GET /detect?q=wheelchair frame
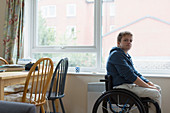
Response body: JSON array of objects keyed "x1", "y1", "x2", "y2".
[{"x1": 92, "y1": 75, "x2": 161, "y2": 113}]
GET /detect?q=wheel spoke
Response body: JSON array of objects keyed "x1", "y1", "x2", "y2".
[{"x1": 92, "y1": 89, "x2": 145, "y2": 113}]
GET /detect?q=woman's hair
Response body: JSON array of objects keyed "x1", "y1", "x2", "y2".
[{"x1": 117, "y1": 31, "x2": 133, "y2": 42}]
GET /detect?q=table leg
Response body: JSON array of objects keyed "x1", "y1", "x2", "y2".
[
  {"x1": 0, "y1": 80, "x2": 4, "y2": 100},
  {"x1": 55, "y1": 100, "x2": 59, "y2": 112}
]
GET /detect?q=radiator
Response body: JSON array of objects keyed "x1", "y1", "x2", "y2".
[{"x1": 87, "y1": 82, "x2": 105, "y2": 113}]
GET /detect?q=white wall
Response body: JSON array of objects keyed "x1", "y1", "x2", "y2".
[
  {"x1": 0, "y1": 0, "x2": 6, "y2": 57},
  {"x1": 63, "y1": 73, "x2": 170, "y2": 113},
  {"x1": 63, "y1": 74, "x2": 103, "y2": 113}
]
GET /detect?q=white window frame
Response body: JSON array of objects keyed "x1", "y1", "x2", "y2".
[
  {"x1": 66, "y1": 4, "x2": 76, "y2": 17},
  {"x1": 25, "y1": 0, "x2": 103, "y2": 72}
]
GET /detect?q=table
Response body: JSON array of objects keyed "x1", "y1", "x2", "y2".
[
  {"x1": 0, "y1": 71, "x2": 29, "y2": 100},
  {"x1": 0, "y1": 71, "x2": 59, "y2": 112}
]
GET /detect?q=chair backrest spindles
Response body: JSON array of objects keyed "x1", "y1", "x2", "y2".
[
  {"x1": 22, "y1": 58, "x2": 53, "y2": 106},
  {"x1": 48, "y1": 58, "x2": 68, "y2": 99}
]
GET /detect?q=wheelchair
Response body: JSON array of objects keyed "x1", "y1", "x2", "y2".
[{"x1": 92, "y1": 75, "x2": 161, "y2": 113}]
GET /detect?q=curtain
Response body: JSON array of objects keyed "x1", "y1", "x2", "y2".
[{"x1": 3, "y1": 0, "x2": 25, "y2": 64}]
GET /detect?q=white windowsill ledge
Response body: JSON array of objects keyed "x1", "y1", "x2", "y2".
[{"x1": 68, "y1": 72, "x2": 170, "y2": 78}]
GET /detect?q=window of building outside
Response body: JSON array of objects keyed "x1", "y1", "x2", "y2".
[
  {"x1": 109, "y1": 25, "x2": 115, "y2": 32},
  {"x1": 109, "y1": 3, "x2": 115, "y2": 17},
  {"x1": 41, "y1": 5, "x2": 56, "y2": 18},
  {"x1": 66, "y1": 26, "x2": 77, "y2": 39},
  {"x1": 25, "y1": 0, "x2": 170, "y2": 74},
  {"x1": 66, "y1": 4, "x2": 76, "y2": 17}
]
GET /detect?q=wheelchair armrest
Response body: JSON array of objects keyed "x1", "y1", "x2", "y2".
[
  {"x1": 100, "y1": 79, "x2": 108, "y2": 82},
  {"x1": 100, "y1": 75, "x2": 113, "y2": 91}
]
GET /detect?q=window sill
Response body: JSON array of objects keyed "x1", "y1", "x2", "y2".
[
  {"x1": 67, "y1": 72, "x2": 170, "y2": 78},
  {"x1": 143, "y1": 74, "x2": 170, "y2": 78},
  {"x1": 68, "y1": 72, "x2": 105, "y2": 76}
]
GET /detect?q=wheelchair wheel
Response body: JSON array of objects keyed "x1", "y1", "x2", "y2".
[{"x1": 92, "y1": 89, "x2": 146, "y2": 113}]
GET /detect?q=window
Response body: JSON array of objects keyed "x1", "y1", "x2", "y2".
[
  {"x1": 66, "y1": 26, "x2": 76, "y2": 39},
  {"x1": 66, "y1": 4, "x2": 76, "y2": 17},
  {"x1": 40, "y1": 6, "x2": 47, "y2": 18},
  {"x1": 48, "y1": 6, "x2": 56, "y2": 17},
  {"x1": 109, "y1": 25, "x2": 115, "y2": 32},
  {"x1": 25, "y1": 0, "x2": 96, "y2": 72},
  {"x1": 110, "y1": 3, "x2": 115, "y2": 16},
  {"x1": 40, "y1": 5, "x2": 56, "y2": 18},
  {"x1": 102, "y1": 0, "x2": 170, "y2": 74},
  {"x1": 25, "y1": 0, "x2": 170, "y2": 74}
]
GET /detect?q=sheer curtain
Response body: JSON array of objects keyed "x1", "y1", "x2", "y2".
[{"x1": 3, "y1": 0, "x2": 25, "y2": 64}]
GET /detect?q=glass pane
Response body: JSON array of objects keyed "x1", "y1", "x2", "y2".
[
  {"x1": 102, "y1": 0, "x2": 170, "y2": 73},
  {"x1": 32, "y1": 53, "x2": 96, "y2": 67},
  {"x1": 102, "y1": 0, "x2": 115, "y2": 68},
  {"x1": 37, "y1": 0, "x2": 94, "y2": 46}
]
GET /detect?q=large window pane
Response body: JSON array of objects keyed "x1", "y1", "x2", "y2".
[
  {"x1": 37, "y1": 0, "x2": 94, "y2": 46},
  {"x1": 102, "y1": 0, "x2": 170, "y2": 73},
  {"x1": 32, "y1": 53, "x2": 96, "y2": 67}
]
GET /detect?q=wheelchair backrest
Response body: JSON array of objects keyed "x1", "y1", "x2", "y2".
[{"x1": 105, "y1": 75, "x2": 113, "y2": 91}]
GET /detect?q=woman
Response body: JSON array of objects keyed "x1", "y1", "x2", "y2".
[{"x1": 106, "y1": 31, "x2": 161, "y2": 113}]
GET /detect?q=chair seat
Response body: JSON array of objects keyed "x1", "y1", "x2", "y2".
[
  {"x1": 47, "y1": 92, "x2": 65, "y2": 100},
  {"x1": 4, "y1": 92, "x2": 32, "y2": 102},
  {"x1": 3, "y1": 58, "x2": 54, "y2": 113},
  {"x1": 4, "y1": 84, "x2": 31, "y2": 94},
  {"x1": 4, "y1": 92, "x2": 44, "y2": 103}
]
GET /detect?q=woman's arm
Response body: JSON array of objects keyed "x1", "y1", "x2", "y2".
[{"x1": 134, "y1": 76, "x2": 158, "y2": 90}]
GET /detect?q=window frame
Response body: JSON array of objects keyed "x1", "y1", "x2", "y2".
[
  {"x1": 26, "y1": 0, "x2": 103, "y2": 72},
  {"x1": 25, "y1": 0, "x2": 170, "y2": 74}
]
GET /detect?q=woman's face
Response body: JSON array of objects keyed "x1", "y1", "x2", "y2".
[{"x1": 118, "y1": 35, "x2": 133, "y2": 52}]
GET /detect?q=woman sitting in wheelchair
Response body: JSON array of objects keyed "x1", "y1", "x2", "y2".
[{"x1": 106, "y1": 31, "x2": 161, "y2": 113}]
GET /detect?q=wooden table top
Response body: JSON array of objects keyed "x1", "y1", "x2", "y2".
[{"x1": 0, "y1": 71, "x2": 29, "y2": 80}]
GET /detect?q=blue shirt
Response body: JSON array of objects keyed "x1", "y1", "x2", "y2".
[{"x1": 106, "y1": 47, "x2": 149, "y2": 86}]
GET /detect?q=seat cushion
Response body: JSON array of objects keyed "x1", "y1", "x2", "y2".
[
  {"x1": 4, "y1": 84, "x2": 31, "y2": 93},
  {"x1": 4, "y1": 92, "x2": 33, "y2": 102},
  {"x1": 4, "y1": 92, "x2": 45, "y2": 103}
]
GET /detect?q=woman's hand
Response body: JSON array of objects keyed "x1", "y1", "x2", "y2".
[
  {"x1": 134, "y1": 78, "x2": 160, "y2": 91},
  {"x1": 148, "y1": 82, "x2": 160, "y2": 91},
  {"x1": 147, "y1": 81, "x2": 154, "y2": 86}
]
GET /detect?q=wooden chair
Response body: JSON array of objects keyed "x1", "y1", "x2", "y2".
[
  {"x1": 0, "y1": 57, "x2": 24, "y2": 95},
  {"x1": 5, "y1": 58, "x2": 54, "y2": 113},
  {"x1": 47, "y1": 58, "x2": 68, "y2": 113},
  {"x1": 0, "y1": 57, "x2": 9, "y2": 65},
  {"x1": 0, "y1": 57, "x2": 17, "y2": 95}
]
